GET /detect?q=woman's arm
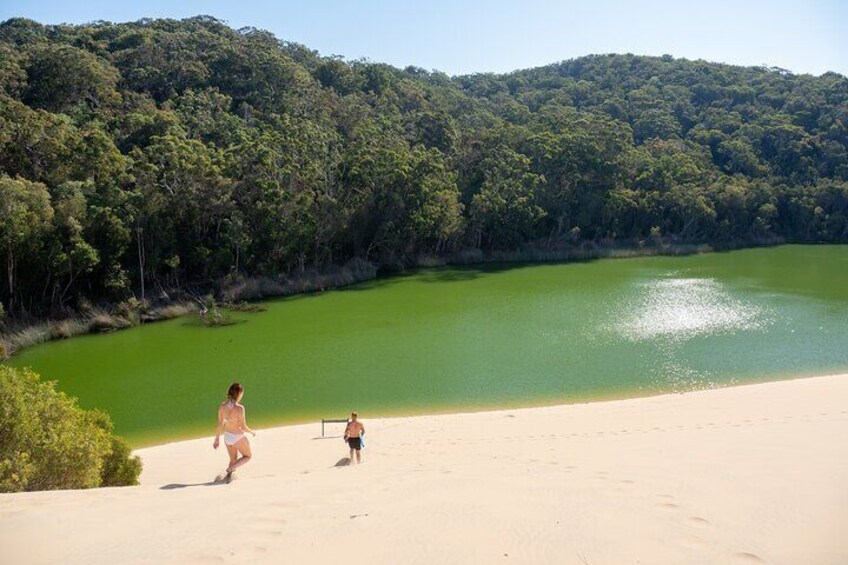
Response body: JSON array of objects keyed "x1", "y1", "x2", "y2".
[
  {"x1": 240, "y1": 406, "x2": 256, "y2": 436},
  {"x1": 213, "y1": 404, "x2": 224, "y2": 449}
]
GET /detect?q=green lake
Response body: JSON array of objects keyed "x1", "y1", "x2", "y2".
[{"x1": 7, "y1": 245, "x2": 848, "y2": 446}]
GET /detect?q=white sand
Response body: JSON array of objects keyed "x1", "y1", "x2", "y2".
[{"x1": 1, "y1": 374, "x2": 847, "y2": 565}]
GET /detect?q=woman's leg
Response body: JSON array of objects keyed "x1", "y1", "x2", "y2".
[
  {"x1": 225, "y1": 443, "x2": 239, "y2": 471},
  {"x1": 228, "y1": 437, "x2": 252, "y2": 472}
]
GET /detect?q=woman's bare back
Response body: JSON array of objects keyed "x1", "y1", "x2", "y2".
[{"x1": 220, "y1": 401, "x2": 245, "y2": 433}]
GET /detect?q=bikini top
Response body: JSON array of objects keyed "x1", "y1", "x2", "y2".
[{"x1": 222, "y1": 401, "x2": 238, "y2": 424}]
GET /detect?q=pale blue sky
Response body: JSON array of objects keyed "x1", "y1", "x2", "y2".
[{"x1": 1, "y1": 1, "x2": 845, "y2": 76}]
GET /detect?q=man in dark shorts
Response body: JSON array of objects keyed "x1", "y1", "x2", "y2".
[{"x1": 343, "y1": 412, "x2": 365, "y2": 464}]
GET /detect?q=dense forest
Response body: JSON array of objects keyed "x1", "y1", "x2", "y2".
[{"x1": 1, "y1": 16, "x2": 847, "y2": 320}]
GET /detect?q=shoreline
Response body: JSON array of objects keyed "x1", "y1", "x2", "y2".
[
  {"x1": 131, "y1": 369, "x2": 846, "y2": 454},
  {"x1": 2, "y1": 238, "x2": 787, "y2": 359},
  {"x1": 2, "y1": 373, "x2": 846, "y2": 564},
  {"x1": 126, "y1": 368, "x2": 848, "y2": 449}
]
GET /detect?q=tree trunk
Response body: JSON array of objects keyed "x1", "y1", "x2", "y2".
[
  {"x1": 6, "y1": 242, "x2": 14, "y2": 310},
  {"x1": 58, "y1": 256, "x2": 76, "y2": 308},
  {"x1": 136, "y1": 226, "x2": 146, "y2": 301}
]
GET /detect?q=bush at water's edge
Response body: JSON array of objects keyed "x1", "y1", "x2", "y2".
[
  {"x1": 0, "y1": 366, "x2": 142, "y2": 492},
  {"x1": 0, "y1": 302, "x2": 195, "y2": 359}
]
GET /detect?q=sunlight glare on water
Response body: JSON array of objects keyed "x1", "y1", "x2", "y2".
[{"x1": 613, "y1": 276, "x2": 772, "y2": 343}]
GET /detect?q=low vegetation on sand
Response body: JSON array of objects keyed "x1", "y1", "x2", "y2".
[{"x1": 0, "y1": 366, "x2": 142, "y2": 492}]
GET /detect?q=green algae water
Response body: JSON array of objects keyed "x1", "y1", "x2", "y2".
[{"x1": 7, "y1": 245, "x2": 848, "y2": 446}]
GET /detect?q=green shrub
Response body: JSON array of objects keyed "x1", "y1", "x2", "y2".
[
  {"x1": 115, "y1": 298, "x2": 141, "y2": 324},
  {"x1": 200, "y1": 294, "x2": 236, "y2": 327},
  {"x1": 0, "y1": 366, "x2": 142, "y2": 492},
  {"x1": 88, "y1": 409, "x2": 143, "y2": 487}
]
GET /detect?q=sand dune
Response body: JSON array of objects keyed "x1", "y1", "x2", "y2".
[{"x1": 2, "y1": 375, "x2": 847, "y2": 564}]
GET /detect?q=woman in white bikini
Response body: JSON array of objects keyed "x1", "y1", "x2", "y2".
[{"x1": 213, "y1": 382, "x2": 256, "y2": 482}]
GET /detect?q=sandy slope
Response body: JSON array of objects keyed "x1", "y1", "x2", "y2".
[{"x1": 1, "y1": 375, "x2": 847, "y2": 565}]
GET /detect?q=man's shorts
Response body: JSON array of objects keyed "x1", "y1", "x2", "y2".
[{"x1": 347, "y1": 437, "x2": 362, "y2": 450}]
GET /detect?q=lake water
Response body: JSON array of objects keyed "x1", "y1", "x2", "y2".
[{"x1": 8, "y1": 245, "x2": 848, "y2": 445}]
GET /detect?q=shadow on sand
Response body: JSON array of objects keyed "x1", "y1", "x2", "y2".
[
  {"x1": 334, "y1": 457, "x2": 351, "y2": 467},
  {"x1": 160, "y1": 477, "x2": 229, "y2": 490}
]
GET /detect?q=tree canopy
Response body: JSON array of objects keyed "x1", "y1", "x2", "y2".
[{"x1": 0, "y1": 16, "x2": 846, "y2": 316}]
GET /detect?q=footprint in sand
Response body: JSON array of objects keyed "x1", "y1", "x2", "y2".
[
  {"x1": 688, "y1": 516, "x2": 710, "y2": 527},
  {"x1": 620, "y1": 479, "x2": 634, "y2": 485},
  {"x1": 194, "y1": 555, "x2": 226, "y2": 563},
  {"x1": 679, "y1": 533, "x2": 707, "y2": 549},
  {"x1": 256, "y1": 520, "x2": 286, "y2": 541},
  {"x1": 732, "y1": 552, "x2": 764, "y2": 563},
  {"x1": 655, "y1": 494, "x2": 678, "y2": 507},
  {"x1": 191, "y1": 555, "x2": 225, "y2": 563}
]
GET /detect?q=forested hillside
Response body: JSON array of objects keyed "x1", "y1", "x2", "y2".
[{"x1": 1, "y1": 16, "x2": 846, "y2": 317}]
